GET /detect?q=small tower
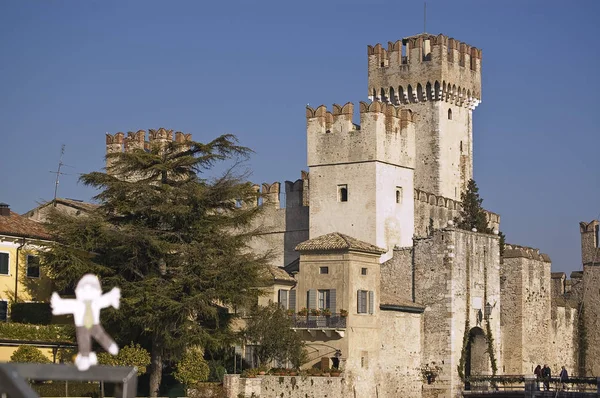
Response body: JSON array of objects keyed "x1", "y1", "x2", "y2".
[
  {"x1": 580, "y1": 220, "x2": 600, "y2": 266},
  {"x1": 306, "y1": 102, "x2": 415, "y2": 261},
  {"x1": 368, "y1": 33, "x2": 482, "y2": 200}
]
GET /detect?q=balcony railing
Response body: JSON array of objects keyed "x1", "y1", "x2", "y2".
[{"x1": 290, "y1": 314, "x2": 347, "y2": 329}]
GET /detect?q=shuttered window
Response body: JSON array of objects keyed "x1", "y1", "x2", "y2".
[
  {"x1": 307, "y1": 289, "x2": 317, "y2": 310},
  {"x1": 329, "y1": 289, "x2": 337, "y2": 314},
  {"x1": 0, "y1": 253, "x2": 8, "y2": 275},
  {"x1": 357, "y1": 290, "x2": 374, "y2": 314},
  {"x1": 289, "y1": 290, "x2": 296, "y2": 312},
  {"x1": 318, "y1": 290, "x2": 330, "y2": 310},
  {"x1": 278, "y1": 289, "x2": 289, "y2": 310}
]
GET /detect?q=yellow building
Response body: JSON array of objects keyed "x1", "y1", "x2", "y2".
[{"x1": 0, "y1": 202, "x2": 58, "y2": 361}]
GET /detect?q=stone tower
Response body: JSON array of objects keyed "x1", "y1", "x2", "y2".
[
  {"x1": 306, "y1": 102, "x2": 415, "y2": 261},
  {"x1": 581, "y1": 220, "x2": 600, "y2": 375},
  {"x1": 368, "y1": 33, "x2": 482, "y2": 201}
]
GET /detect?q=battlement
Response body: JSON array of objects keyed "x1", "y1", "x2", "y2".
[
  {"x1": 105, "y1": 128, "x2": 193, "y2": 154},
  {"x1": 306, "y1": 102, "x2": 415, "y2": 168},
  {"x1": 503, "y1": 243, "x2": 551, "y2": 262},
  {"x1": 368, "y1": 33, "x2": 482, "y2": 108},
  {"x1": 247, "y1": 172, "x2": 310, "y2": 209},
  {"x1": 580, "y1": 220, "x2": 599, "y2": 233}
]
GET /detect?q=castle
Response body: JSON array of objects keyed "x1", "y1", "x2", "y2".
[{"x1": 104, "y1": 33, "x2": 599, "y2": 398}]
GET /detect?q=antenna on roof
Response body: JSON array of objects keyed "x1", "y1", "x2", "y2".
[
  {"x1": 424, "y1": 1, "x2": 427, "y2": 34},
  {"x1": 49, "y1": 144, "x2": 74, "y2": 206}
]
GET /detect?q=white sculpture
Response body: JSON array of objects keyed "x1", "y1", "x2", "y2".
[{"x1": 51, "y1": 274, "x2": 121, "y2": 371}]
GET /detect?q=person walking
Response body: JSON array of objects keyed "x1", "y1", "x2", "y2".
[
  {"x1": 559, "y1": 366, "x2": 569, "y2": 391},
  {"x1": 534, "y1": 365, "x2": 542, "y2": 391},
  {"x1": 542, "y1": 364, "x2": 551, "y2": 391}
]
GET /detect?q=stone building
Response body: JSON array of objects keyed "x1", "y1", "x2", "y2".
[{"x1": 103, "y1": 32, "x2": 598, "y2": 398}]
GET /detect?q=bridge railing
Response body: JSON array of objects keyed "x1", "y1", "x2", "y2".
[
  {"x1": 464, "y1": 375, "x2": 599, "y2": 394},
  {"x1": 0, "y1": 363, "x2": 137, "y2": 398}
]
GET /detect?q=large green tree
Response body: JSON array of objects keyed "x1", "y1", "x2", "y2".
[
  {"x1": 455, "y1": 179, "x2": 492, "y2": 233},
  {"x1": 42, "y1": 133, "x2": 268, "y2": 396}
]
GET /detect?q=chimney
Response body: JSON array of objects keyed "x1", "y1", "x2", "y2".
[{"x1": 0, "y1": 203, "x2": 10, "y2": 216}]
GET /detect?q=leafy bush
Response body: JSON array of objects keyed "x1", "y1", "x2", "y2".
[
  {"x1": 97, "y1": 343, "x2": 151, "y2": 375},
  {"x1": 0, "y1": 322, "x2": 73, "y2": 342},
  {"x1": 207, "y1": 361, "x2": 227, "y2": 382},
  {"x1": 10, "y1": 302, "x2": 52, "y2": 324},
  {"x1": 10, "y1": 345, "x2": 51, "y2": 363},
  {"x1": 243, "y1": 303, "x2": 307, "y2": 368},
  {"x1": 174, "y1": 349, "x2": 210, "y2": 387},
  {"x1": 32, "y1": 381, "x2": 99, "y2": 397}
]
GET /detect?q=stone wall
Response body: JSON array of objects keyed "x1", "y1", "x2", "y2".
[
  {"x1": 583, "y1": 265, "x2": 600, "y2": 376},
  {"x1": 500, "y1": 244, "x2": 552, "y2": 374},
  {"x1": 550, "y1": 304, "x2": 578, "y2": 375},
  {"x1": 413, "y1": 228, "x2": 501, "y2": 398},
  {"x1": 377, "y1": 310, "x2": 423, "y2": 398},
  {"x1": 413, "y1": 189, "x2": 500, "y2": 238},
  {"x1": 247, "y1": 180, "x2": 309, "y2": 268},
  {"x1": 223, "y1": 375, "x2": 348, "y2": 398},
  {"x1": 381, "y1": 247, "x2": 413, "y2": 302}
]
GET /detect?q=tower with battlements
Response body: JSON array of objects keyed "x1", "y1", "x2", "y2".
[
  {"x1": 306, "y1": 101, "x2": 416, "y2": 261},
  {"x1": 368, "y1": 33, "x2": 482, "y2": 201}
]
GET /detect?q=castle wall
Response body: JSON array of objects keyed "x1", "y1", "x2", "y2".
[
  {"x1": 377, "y1": 310, "x2": 423, "y2": 398},
  {"x1": 550, "y1": 305, "x2": 578, "y2": 375},
  {"x1": 500, "y1": 246, "x2": 552, "y2": 374},
  {"x1": 223, "y1": 375, "x2": 348, "y2": 398},
  {"x1": 381, "y1": 247, "x2": 413, "y2": 303},
  {"x1": 414, "y1": 228, "x2": 501, "y2": 398},
  {"x1": 583, "y1": 264, "x2": 600, "y2": 376},
  {"x1": 413, "y1": 189, "x2": 500, "y2": 238},
  {"x1": 247, "y1": 180, "x2": 309, "y2": 268}
]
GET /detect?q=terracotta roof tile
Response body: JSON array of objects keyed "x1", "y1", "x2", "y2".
[
  {"x1": 0, "y1": 211, "x2": 51, "y2": 240},
  {"x1": 295, "y1": 233, "x2": 386, "y2": 254}
]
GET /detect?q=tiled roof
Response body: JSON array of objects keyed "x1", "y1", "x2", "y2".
[
  {"x1": 260, "y1": 265, "x2": 295, "y2": 283},
  {"x1": 24, "y1": 198, "x2": 99, "y2": 215},
  {"x1": 295, "y1": 232, "x2": 386, "y2": 254},
  {"x1": 379, "y1": 292, "x2": 425, "y2": 312},
  {"x1": 0, "y1": 211, "x2": 51, "y2": 240}
]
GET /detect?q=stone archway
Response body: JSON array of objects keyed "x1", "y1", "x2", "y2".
[{"x1": 465, "y1": 327, "x2": 491, "y2": 378}]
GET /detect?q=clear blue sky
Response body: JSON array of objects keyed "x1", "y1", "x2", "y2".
[{"x1": 1, "y1": 0, "x2": 598, "y2": 274}]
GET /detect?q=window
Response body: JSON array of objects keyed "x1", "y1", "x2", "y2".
[
  {"x1": 26, "y1": 255, "x2": 40, "y2": 278},
  {"x1": 0, "y1": 253, "x2": 8, "y2": 275},
  {"x1": 278, "y1": 289, "x2": 289, "y2": 310},
  {"x1": 318, "y1": 290, "x2": 330, "y2": 310},
  {"x1": 361, "y1": 268, "x2": 368, "y2": 275},
  {"x1": 338, "y1": 185, "x2": 348, "y2": 202},
  {"x1": 357, "y1": 290, "x2": 374, "y2": 314},
  {"x1": 319, "y1": 266, "x2": 329, "y2": 274},
  {"x1": 448, "y1": 108, "x2": 453, "y2": 120},
  {"x1": 396, "y1": 187, "x2": 403, "y2": 204},
  {"x1": 0, "y1": 301, "x2": 6, "y2": 321},
  {"x1": 361, "y1": 351, "x2": 369, "y2": 369},
  {"x1": 460, "y1": 141, "x2": 463, "y2": 153}
]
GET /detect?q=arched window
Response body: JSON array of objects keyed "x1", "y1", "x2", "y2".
[{"x1": 448, "y1": 108, "x2": 453, "y2": 120}]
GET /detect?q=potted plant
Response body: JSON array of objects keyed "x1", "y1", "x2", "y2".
[
  {"x1": 322, "y1": 308, "x2": 332, "y2": 317},
  {"x1": 330, "y1": 369, "x2": 341, "y2": 377},
  {"x1": 310, "y1": 308, "x2": 321, "y2": 316},
  {"x1": 286, "y1": 309, "x2": 295, "y2": 316},
  {"x1": 339, "y1": 309, "x2": 348, "y2": 317},
  {"x1": 298, "y1": 307, "x2": 308, "y2": 316},
  {"x1": 258, "y1": 366, "x2": 268, "y2": 375}
]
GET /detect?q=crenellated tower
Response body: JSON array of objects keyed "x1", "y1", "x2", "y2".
[
  {"x1": 368, "y1": 33, "x2": 482, "y2": 200},
  {"x1": 105, "y1": 128, "x2": 193, "y2": 180},
  {"x1": 306, "y1": 101, "x2": 415, "y2": 261}
]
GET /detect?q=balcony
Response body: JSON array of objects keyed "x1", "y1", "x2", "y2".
[{"x1": 290, "y1": 314, "x2": 346, "y2": 338}]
